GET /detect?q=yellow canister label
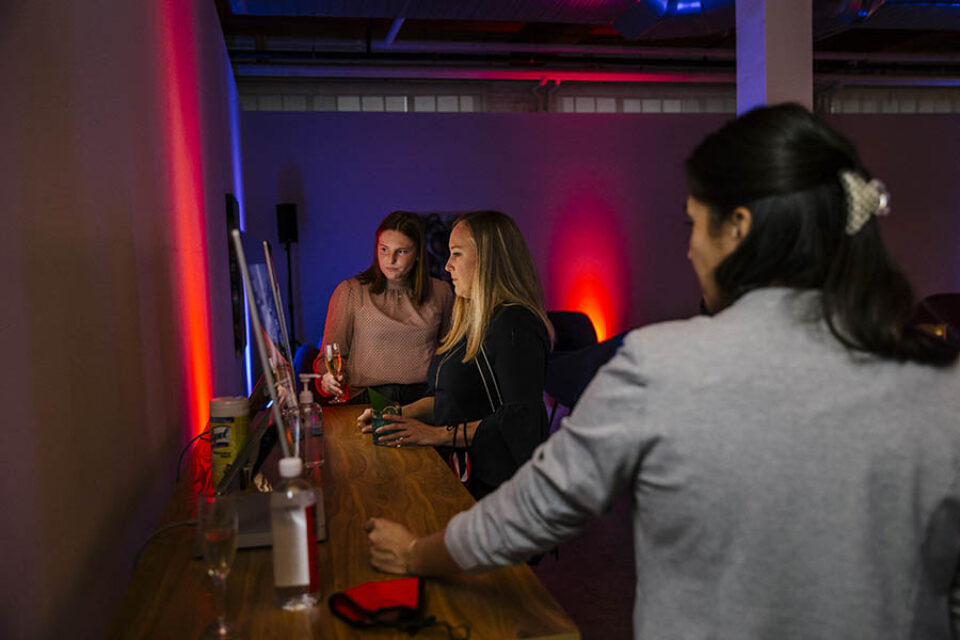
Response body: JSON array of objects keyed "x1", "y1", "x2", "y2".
[{"x1": 210, "y1": 413, "x2": 250, "y2": 487}]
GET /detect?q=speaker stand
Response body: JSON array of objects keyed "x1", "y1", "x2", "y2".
[{"x1": 283, "y1": 241, "x2": 298, "y2": 349}]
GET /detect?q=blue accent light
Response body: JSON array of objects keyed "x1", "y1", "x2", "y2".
[
  {"x1": 227, "y1": 72, "x2": 253, "y2": 395},
  {"x1": 674, "y1": 0, "x2": 703, "y2": 13}
]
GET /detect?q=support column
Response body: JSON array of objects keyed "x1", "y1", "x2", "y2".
[{"x1": 736, "y1": 0, "x2": 813, "y2": 114}]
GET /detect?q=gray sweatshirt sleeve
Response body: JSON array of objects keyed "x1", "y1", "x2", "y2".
[
  {"x1": 952, "y1": 572, "x2": 960, "y2": 639},
  {"x1": 445, "y1": 334, "x2": 651, "y2": 570},
  {"x1": 952, "y1": 520, "x2": 960, "y2": 637}
]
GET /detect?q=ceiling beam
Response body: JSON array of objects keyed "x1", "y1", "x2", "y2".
[{"x1": 232, "y1": 64, "x2": 735, "y2": 83}]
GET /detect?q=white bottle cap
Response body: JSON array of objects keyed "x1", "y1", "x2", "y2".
[{"x1": 279, "y1": 456, "x2": 303, "y2": 478}]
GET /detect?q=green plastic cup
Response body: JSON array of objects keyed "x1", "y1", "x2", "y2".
[{"x1": 372, "y1": 404, "x2": 401, "y2": 446}]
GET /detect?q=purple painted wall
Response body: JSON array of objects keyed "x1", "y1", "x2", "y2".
[
  {"x1": 828, "y1": 115, "x2": 960, "y2": 298},
  {"x1": 241, "y1": 112, "x2": 725, "y2": 343},
  {"x1": 0, "y1": 1, "x2": 243, "y2": 637},
  {"x1": 241, "y1": 111, "x2": 960, "y2": 345}
]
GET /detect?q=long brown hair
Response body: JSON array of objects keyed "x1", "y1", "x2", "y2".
[
  {"x1": 356, "y1": 211, "x2": 430, "y2": 306},
  {"x1": 438, "y1": 211, "x2": 552, "y2": 362}
]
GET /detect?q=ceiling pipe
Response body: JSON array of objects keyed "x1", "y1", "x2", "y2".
[
  {"x1": 227, "y1": 35, "x2": 960, "y2": 65},
  {"x1": 232, "y1": 63, "x2": 736, "y2": 84},
  {"x1": 385, "y1": 18, "x2": 405, "y2": 46},
  {"x1": 233, "y1": 63, "x2": 960, "y2": 86},
  {"x1": 375, "y1": 40, "x2": 732, "y2": 59},
  {"x1": 384, "y1": 0, "x2": 412, "y2": 46},
  {"x1": 815, "y1": 50, "x2": 960, "y2": 63},
  {"x1": 817, "y1": 73, "x2": 960, "y2": 87},
  {"x1": 227, "y1": 35, "x2": 736, "y2": 59}
]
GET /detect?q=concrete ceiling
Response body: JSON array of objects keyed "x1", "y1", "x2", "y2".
[{"x1": 217, "y1": 0, "x2": 960, "y2": 86}]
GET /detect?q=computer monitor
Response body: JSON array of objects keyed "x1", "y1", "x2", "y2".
[
  {"x1": 263, "y1": 240, "x2": 296, "y2": 368},
  {"x1": 230, "y1": 230, "x2": 295, "y2": 461}
]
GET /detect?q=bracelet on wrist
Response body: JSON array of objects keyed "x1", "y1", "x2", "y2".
[{"x1": 406, "y1": 538, "x2": 418, "y2": 574}]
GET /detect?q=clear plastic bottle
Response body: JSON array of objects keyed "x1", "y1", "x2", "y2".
[
  {"x1": 270, "y1": 457, "x2": 319, "y2": 610},
  {"x1": 298, "y1": 375, "x2": 324, "y2": 469}
]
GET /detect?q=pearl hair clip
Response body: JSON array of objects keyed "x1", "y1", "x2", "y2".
[{"x1": 839, "y1": 170, "x2": 891, "y2": 235}]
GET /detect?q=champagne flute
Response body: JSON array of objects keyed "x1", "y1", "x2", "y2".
[
  {"x1": 325, "y1": 343, "x2": 345, "y2": 404},
  {"x1": 199, "y1": 494, "x2": 240, "y2": 639}
]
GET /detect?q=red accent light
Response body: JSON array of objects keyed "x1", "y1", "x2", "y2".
[
  {"x1": 159, "y1": 0, "x2": 212, "y2": 439},
  {"x1": 547, "y1": 192, "x2": 628, "y2": 342},
  {"x1": 566, "y1": 271, "x2": 613, "y2": 342}
]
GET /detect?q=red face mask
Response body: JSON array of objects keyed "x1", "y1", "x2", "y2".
[{"x1": 329, "y1": 577, "x2": 468, "y2": 638}]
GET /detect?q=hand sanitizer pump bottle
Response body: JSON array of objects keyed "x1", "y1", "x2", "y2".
[
  {"x1": 270, "y1": 456, "x2": 319, "y2": 610},
  {"x1": 298, "y1": 374, "x2": 323, "y2": 469}
]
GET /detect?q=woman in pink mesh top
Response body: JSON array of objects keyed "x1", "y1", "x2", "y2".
[{"x1": 313, "y1": 211, "x2": 454, "y2": 405}]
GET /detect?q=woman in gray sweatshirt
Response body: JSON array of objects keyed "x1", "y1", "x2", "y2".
[{"x1": 364, "y1": 104, "x2": 960, "y2": 640}]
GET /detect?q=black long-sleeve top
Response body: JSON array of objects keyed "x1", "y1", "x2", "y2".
[{"x1": 426, "y1": 304, "x2": 550, "y2": 498}]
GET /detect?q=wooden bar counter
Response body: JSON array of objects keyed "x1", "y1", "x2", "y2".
[{"x1": 109, "y1": 404, "x2": 579, "y2": 639}]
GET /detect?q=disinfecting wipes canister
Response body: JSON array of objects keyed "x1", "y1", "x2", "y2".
[{"x1": 210, "y1": 396, "x2": 250, "y2": 487}]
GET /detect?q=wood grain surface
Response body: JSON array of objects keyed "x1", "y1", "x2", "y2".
[{"x1": 108, "y1": 405, "x2": 579, "y2": 639}]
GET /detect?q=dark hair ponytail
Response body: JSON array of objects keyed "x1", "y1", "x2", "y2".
[{"x1": 685, "y1": 103, "x2": 956, "y2": 366}]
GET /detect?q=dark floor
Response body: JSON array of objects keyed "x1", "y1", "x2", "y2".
[{"x1": 530, "y1": 491, "x2": 635, "y2": 640}]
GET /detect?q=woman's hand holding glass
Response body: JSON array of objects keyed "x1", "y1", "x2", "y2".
[
  {"x1": 373, "y1": 415, "x2": 448, "y2": 447},
  {"x1": 320, "y1": 371, "x2": 345, "y2": 399},
  {"x1": 323, "y1": 342, "x2": 346, "y2": 403},
  {"x1": 356, "y1": 408, "x2": 374, "y2": 433}
]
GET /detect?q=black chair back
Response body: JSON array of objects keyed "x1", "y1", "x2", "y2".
[
  {"x1": 544, "y1": 311, "x2": 623, "y2": 430},
  {"x1": 547, "y1": 310, "x2": 598, "y2": 352}
]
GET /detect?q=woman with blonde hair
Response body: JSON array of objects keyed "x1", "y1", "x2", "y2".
[{"x1": 362, "y1": 210, "x2": 553, "y2": 499}]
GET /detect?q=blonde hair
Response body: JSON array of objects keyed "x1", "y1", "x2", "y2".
[{"x1": 438, "y1": 211, "x2": 553, "y2": 362}]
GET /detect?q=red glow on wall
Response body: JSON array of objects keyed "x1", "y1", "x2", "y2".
[
  {"x1": 547, "y1": 192, "x2": 628, "y2": 342},
  {"x1": 159, "y1": 0, "x2": 212, "y2": 438},
  {"x1": 566, "y1": 271, "x2": 613, "y2": 342}
]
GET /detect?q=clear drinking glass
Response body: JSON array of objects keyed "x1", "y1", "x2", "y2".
[
  {"x1": 324, "y1": 343, "x2": 345, "y2": 404},
  {"x1": 198, "y1": 494, "x2": 240, "y2": 639}
]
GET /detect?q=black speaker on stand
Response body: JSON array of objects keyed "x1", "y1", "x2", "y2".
[{"x1": 276, "y1": 203, "x2": 299, "y2": 349}]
